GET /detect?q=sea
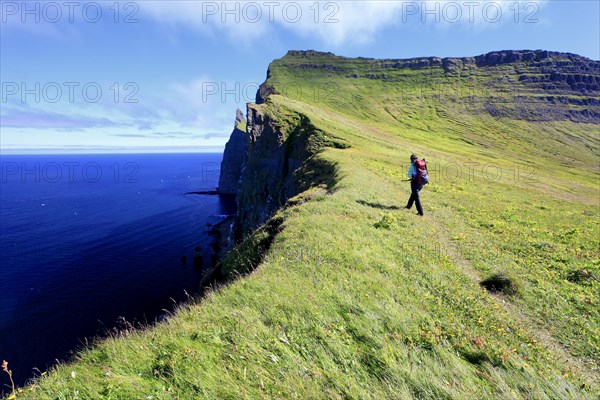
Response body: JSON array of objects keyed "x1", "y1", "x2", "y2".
[{"x1": 0, "y1": 153, "x2": 235, "y2": 388}]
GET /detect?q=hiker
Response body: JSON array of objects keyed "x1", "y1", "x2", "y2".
[{"x1": 406, "y1": 153, "x2": 428, "y2": 216}]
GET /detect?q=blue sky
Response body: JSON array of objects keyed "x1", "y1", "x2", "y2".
[{"x1": 1, "y1": 0, "x2": 598, "y2": 153}]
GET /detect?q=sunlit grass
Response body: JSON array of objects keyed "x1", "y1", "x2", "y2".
[{"x1": 20, "y1": 52, "x2": 599, "y2": 399}]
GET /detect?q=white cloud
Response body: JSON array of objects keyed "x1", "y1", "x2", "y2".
[
  {"x1": 138, "y1": 1, "x2": 270, "y2": 43},
  {"x1": 138, "y1": 1, "x2": 548, "y2": 46},
  {"x1": 0, "y1": 0, "x2": 551, "y2": 48},
  {"x1": 165, "y1": 76, "x2": 250, "y2": 130}
]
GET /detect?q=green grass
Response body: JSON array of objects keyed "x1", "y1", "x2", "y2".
[
  {"x1": 236, "y1": 119, "x2": 247, "y2": 133},
  {"x1": 14, "y1": 51, "x2": 599, "y2": 399}
]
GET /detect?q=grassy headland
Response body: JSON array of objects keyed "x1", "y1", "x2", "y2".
[{"x1": 13, "y1": 50, "x2": 599, "y2": 399}]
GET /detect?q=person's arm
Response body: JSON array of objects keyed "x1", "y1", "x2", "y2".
[{"x1": 407, "y1": 164, "x2": 415, "y2": 180}]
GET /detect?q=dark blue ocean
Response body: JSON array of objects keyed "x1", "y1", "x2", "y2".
[{"x1": 0, "y1": 153, "x2": 234, "y2": 388}]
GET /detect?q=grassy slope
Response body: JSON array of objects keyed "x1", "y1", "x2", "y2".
[{"x1": 16, "y1": 53, "x2": 599, "y2": 399}]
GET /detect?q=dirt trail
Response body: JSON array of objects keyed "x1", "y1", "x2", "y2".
[{"x1": 425, "y1": 210, "x2": 599, "y2": 390}]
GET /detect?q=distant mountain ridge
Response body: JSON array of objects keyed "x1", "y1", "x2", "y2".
[
  {"x1": 283, "y1": 49, "x2": 599, "y2": 69},
  {"x1": 257, "y1": 49, "x2": 600, "y2": 123}
]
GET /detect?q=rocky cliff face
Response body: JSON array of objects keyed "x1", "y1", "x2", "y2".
[
  {"x1": 217, "y1": 109, "x2": 248, "y2": 195},
  {"x1": 233, "y1": 103, "x2": 332, "y2": 238},
  {"x1": 234, "y1": 104, "x2": 289, "y2": 235},
  {"x1": 216, "y1": 101, "x2": 342, "y2": 246}
]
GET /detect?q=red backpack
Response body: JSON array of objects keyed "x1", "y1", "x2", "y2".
[{"x1": 414, "y1": 159, "x2": 429, "y2": 186}]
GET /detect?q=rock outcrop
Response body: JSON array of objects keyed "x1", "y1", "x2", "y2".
[
  {"x1": 218, "y1": 104, "x2": 313, "y2": 231},
  {"x1": 216, "y1": 104, "x2": 343, "y2": 246},
  {"x1": 217, "y1": 109, "x2": 248, "y2": 195},
  {"x1": 233, "y1": 103, "x2": 342, "y2": 239},
  {"x1": 234, "y1": 105, "x2": 311, "y2": 237}
]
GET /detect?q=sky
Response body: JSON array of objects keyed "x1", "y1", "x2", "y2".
[{"x1": 1, "y1": 0, "x2": 599, "y2": 153}]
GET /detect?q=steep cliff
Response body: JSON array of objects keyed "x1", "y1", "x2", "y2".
[
  {"x1": 217, "y1": 109, "x2": 248, "y2": 195},
  {"x1": 233, "y1": 103, "x2": 345, "y2": 238}
]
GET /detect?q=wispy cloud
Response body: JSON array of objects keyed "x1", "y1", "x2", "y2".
[
  {"x1": 139, "y1": 1, "x2": 549, "y2": 47},
  {"x1": 2, "y1": 0, "x2": 549, "y2": 47},
  {"x1": 163, "y1": 77, "x2": 242, "y2": 130},
  {"x1": 111, "y1": 133, "x2": 149, "y2": 138},
  {"x1": 0, "y1": 108, "x2": 119, "y2": 130},
  {"x1": 0, "y1": 75, "x2": 238, "y2": 144},
  {"x1": 0, "y1": 145, "x2": 224, "y2": 154},
  {"x1": 111, "y1": 130, "x2": 232, "y2": 139}
]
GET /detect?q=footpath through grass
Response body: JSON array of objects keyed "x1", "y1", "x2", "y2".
[{"x1": 12, "y1": 52, "x2": 600, "y2": 399}]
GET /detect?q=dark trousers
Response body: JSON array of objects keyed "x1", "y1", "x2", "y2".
[{"x1": 406, "y1": 181, "x2": 423, "y2": 215}]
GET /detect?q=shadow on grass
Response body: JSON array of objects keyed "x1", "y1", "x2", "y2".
[
  {"x1": 356, "y1": 200, "x2": 401, "y2": 210},
  {"x1": 199, "y1": 216, "x2": 285, "y2": 290},
  {"x1": 295, "y1": 156, "x2": 340, "y2": 194},
  {"x1": 287, "y1": 115, "x2": 343, "y2": 195},
  {"x1": 480, "y1": 272, "x2": 519, "y2": 296}
]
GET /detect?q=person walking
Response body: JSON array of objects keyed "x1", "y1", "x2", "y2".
[{"x1": 406, "y1": 153, "x2": 428, "y2": 216}]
